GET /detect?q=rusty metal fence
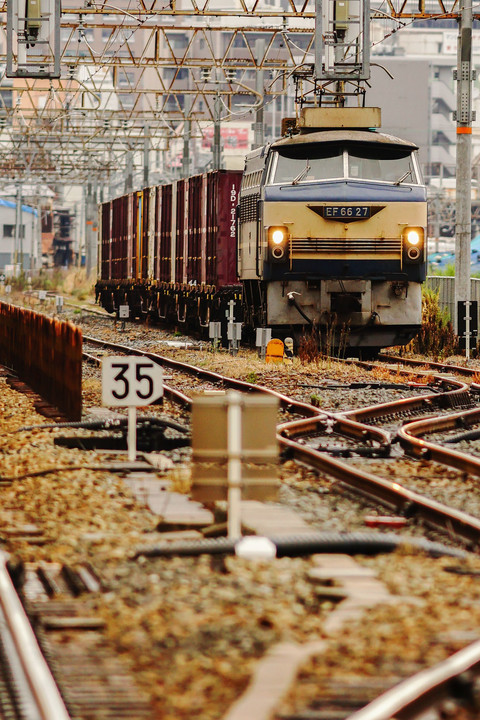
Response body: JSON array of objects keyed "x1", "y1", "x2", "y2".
[{"x1": 0, "y1": 303, "x2": 82, "y2": 420}]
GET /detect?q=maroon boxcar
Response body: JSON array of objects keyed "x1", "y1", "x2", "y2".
[{"x1": 96, "y1": 169, "x2": 243, "y2": 329}]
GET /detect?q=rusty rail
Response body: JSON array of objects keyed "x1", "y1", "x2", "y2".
[
  {"x1": 347, "y1": 639, "x2": 480, "y2": 720},
  {"x1": 0, "y1": 303, "x2": 82, "y2": 420}
]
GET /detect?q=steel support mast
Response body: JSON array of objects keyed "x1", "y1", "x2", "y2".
[
  {"x1": 314, "y1": 0, "x2": 370, "y2": 103},
  {"x1": 454, "y1": 2, "x2": 475, "y2": 358}
]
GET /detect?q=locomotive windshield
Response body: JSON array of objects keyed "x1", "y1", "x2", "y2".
[{"x1": 269, "y1": 142, "x2": 419, "y2": 185}]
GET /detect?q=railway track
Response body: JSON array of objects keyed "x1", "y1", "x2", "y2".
[
  {"x1": 277, "y1": 637, "x2": 480, "y2": 720},
  {"x1": 83, "y1": 334, "x2": 322, "y2": 418},
  {"x1": 0, "y1": 552, "x2": 71, "y2": 720},
  {"x1": 81, "y1": 331, "x2": 480, "y2": 550},
  {"x1": 346, "y1": 639, "x2": 480, "y2": 720},
  {"x1": 7, "y1": 299, "x2": 480, "y2": 718}
]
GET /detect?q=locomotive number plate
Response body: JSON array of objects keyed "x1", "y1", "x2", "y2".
[{"x1": 323, "y1": 205, "x2": 370, "y2": 219}]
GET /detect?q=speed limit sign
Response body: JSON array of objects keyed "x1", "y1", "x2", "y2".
[{"x1": 102, "y1": 356, "x2": 164, "y2": 407}]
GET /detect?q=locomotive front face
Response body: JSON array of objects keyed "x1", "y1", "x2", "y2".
[{"x1": 238, "y1": 131, "x2": 427, "y2": 349}]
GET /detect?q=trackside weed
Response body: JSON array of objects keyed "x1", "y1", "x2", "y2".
[
  {"x1": 407, "y1": 287, "x2": 459, "y2": 359},
  {"x1": 297, "y1": 317, "x2": 350, "y2": 365}
]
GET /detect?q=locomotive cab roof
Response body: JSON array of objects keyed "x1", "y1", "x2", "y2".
[{"x1": 270, "y1": 129, "x2": 418, "y2": 152}]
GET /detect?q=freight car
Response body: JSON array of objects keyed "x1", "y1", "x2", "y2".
[
  {"x1": 96, "y1": 169, "x2": 243, "y2": 332},
  {"x1": 96, "y1": 107, "x2": 427, "y2": 355}
]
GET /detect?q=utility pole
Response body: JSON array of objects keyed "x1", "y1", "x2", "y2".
[
  {"x1": 253, "y1": 39, "x2": 265, "y2": 148},
  {"x1": 454, "y1": 0, "x2": 474, "y2": 358},
  {"x1": 182, "y1": 94, "x2": 191, "y2": 178},
  {"x1": 13, "y1": 183, "x2": 22, "y2": 272},
  {"x1": 85, "y1": 182, "x2": 95, "y2": 278},
  {"x1": 124, "y1": 150, "x2": 134, "y2": 193},
  {"x1": 143, "y1": 124, "x2": 150, "y2": 188},
  {"x1": 213, "y1": 92, "x2": 221, "y2": 170}
]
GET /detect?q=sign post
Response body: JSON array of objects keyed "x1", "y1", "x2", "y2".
[
  {"x1": 102, "y1": 356, "x2": 164, "y2": 461},
  {"x1": 118, "y1": 305, "x2": 129, "y2": 332},
  {"x1": 209, "y1": 321, "x2": 222, "y2": 350},
  {"x1": 227, "y1": 392, "x2": 242, "y2": 539},
  {"x1": 226, "y1": 300, "x2": 242, "y2": 356},
  {"x1": 256, "y1": 327, "x2": 272, "y2": 359}
]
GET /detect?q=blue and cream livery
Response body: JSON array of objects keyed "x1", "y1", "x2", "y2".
[{"x1": 237, "y1": 108, "x2": 427, "y2": 354}]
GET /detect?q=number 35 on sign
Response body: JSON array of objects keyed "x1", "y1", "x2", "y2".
[{"x1": 102, "y1": 356, "x2": 164, "y2": 407}]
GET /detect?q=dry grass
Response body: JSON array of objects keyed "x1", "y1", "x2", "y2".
[
  {"x1": 297, "y1": 319, "x2": 350, "y2": 365},
  {"x1": 61, "y1": 268, "x2": 95, "y2": 300},
  {"x1": 11, "y1": 268, "x2": 95, "y2": 301},
  {"x1": 406, "y1": 287, "x2": 459, "y2": 359}
]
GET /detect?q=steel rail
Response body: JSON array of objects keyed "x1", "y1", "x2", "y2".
[
  {"x1": 64, "y1": 302, "x2": 113, "y2": 318},
  {"x1": 346, "y1": 639, "x2": 480, "y2": 720},
  {"x1": 0, "y1": 552, "x2": 71, "y2": 720},
  {"x1": 83, "y1": 334, "x2": 321, "y2": 417},
  {"x1": 398, "y1": 406, "x2": 480, "y2": 476},
  {"x1": 379, "y1": 353, "x2": 478, "y2": 379},
  {"x1": 84, "y1": 343, "x2": 398, "y2": 456},
  {"x1": 340, "y1": 377, "x2": 471, "y2": 424},
  {"x1": 83, "y1": 335, "x2": 480, "y2": 544},
  {"x1": 278, "y1": 415, "x2": 391, "y2": 449},
  {"x1": 277, "y1": 430, "x2": 480, "y2": 547}
]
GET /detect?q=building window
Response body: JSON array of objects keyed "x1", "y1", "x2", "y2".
[
  {"x1": 3, "y1": 224, "x2": 25, "y2": 239},
  {"x1": 117, "y1": 71, "x2": 136, "y2": 88},
  {"x1": 0, "y1": 90, "x2": 13, "y2": 109},
  {"x1": 163, "y1": 68, "x2": 188, "y2": 82}
]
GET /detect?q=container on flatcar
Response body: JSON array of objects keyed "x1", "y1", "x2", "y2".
[{"x1": 97, "y1": 169, "x2": 242, "y2": 328}]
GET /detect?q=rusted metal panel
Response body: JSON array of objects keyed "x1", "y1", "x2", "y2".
[
  {"x1": 182, "y1": 178, "x2": 189, "y2": 285},
  {"x1": 100, "y1": 169, "x2": 242, "y2": 289},
  {"x1": 159, "y1": 184, "x2": 172, "y2": 283},
  {"x1": 0, "y1": 304, "x2": 82, "y2": 421},
  {"x1": 154, "y1": 185, "x2": 161, "y2": 281},
  {"x1": 206, "y1": 172, "x2": 216, "y2": 285},
  {"x1": 215, "y1": 170, "x2": 242, "y2": 287},
  {"x1": 200, "y1": 173, "x2": 208, "y2": 285},
  {"x1": 110, "y1": 198, "x2": 117, "y2": 280},
  {"x1": 147, "y1": 186, "x2": 156, "y2": 279},
  {"x1": 132, "y1": 191, "x2": 141, "y2": 279},
  {"x1": 100, "y1": 202, "x2": 111, "y2": 280},
  {"x1": 187, "y1": 175, "x2": 199, "y2": 283},
  {"x1": 141, "y1": 189, "x2": 149, "y2": 279},
  {"x1": 126, "y1": 193, "x2": 134, "y2": 279},
  {"x1": 175, "y1": 180, "x2": 185, "y2": 284},
  {"x1": 112, "y1": 195, "x2": 128, "y2": 280}
]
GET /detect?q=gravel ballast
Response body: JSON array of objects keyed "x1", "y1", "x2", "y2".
[{"x1": 3, "y1": 298, "x2": 480, "y2": 718}]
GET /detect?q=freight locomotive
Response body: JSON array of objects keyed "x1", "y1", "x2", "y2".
[{"x1": 96, "y1": 107, "x2": 427, "y2": 355}]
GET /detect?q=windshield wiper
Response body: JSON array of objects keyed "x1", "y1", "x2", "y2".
[
  {"x1": 292, "y1": 162, "x2": 311, "y2": 185},
  {"x1": 394, "y1": 170, "x2": 412, "y2": 186}
]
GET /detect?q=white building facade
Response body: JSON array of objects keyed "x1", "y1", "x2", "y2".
[{"x1": 0, "y1": 199, "x2": 39, "y2": 273}]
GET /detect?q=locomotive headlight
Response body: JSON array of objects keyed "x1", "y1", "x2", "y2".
[
  {"x1": 402, "y1": 226, "x2": 425, "y2": 264},
  {"x1": 272, "y1": 229, "x2": 286, "y2": 245},
  {"x1": 268, "y1": 226, "x2": 289, "y2": 263},
  {"x1": 406, "y1": 230, "x2": 421, "y2": 246}
]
